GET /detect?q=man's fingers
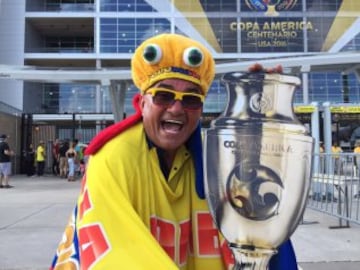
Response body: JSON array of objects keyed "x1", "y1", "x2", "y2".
[
  {"x1": 248, "y1": 63, "x2": 283, "y2": 73},
  {"x1": 248, "y1": 63, "x2": 263, "y2": 72},
  {"x1": 267, "y1": 64, "x2": 283, "y2": 73}
]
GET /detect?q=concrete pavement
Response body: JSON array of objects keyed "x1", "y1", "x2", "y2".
[
  {"x1": 1, "y1": 175, "x2": 360, "y2": 270},
  {"x1": 0, "y1": 175, "x2": 79, "y2": 270},
  {"x1": 293, "y1": 210, "x2": 360, "y2": 270}
]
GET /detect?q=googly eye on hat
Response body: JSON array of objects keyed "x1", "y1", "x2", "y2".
[{"x1": 131, "y1": 33, "x2": 215, "y2": 95}]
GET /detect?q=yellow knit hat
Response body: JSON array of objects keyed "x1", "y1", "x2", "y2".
[{"x1": 131, "y1": 33, "x2": 215, "y2": 95}]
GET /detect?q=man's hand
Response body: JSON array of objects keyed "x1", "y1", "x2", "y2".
[
  {"x1": 5, "y1": 149, "x2": 14, "y2": 156},
  {"x1": 248, "y1": 63, "x2": 283, "y2": 73}
]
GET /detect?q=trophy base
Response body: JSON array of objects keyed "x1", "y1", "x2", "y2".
[{"x1": 229, "y1": 243, "x2": 276, "y2": 270}]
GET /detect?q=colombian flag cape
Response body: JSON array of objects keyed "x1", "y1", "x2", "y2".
[{"x1": 50, "y1": 94, "x2": 298, "y2": 269}]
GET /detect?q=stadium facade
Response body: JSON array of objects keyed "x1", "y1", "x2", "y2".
[{"x1": 1, "y1": 0, "x2": 360, "y2": 171}]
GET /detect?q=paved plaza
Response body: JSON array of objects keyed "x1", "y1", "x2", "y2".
[{"x1": 1, "y1": 175, "x2": 360, "y2": 270}]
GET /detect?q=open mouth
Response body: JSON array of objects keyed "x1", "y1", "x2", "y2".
[{"x1": 161, "y1": 119, "x2": 184, "y2": 133}]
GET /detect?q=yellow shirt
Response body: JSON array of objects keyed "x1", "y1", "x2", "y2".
[
  {"x1": 331, "y1": 146, "x2": 342, "y2": 158},
  {"x1": 51, "y1": 122, "x2": 298, "y2": 270},
  {"x1": 36, "y1": 145, "x2": 45, "y2": 162},
  {"x1": 354, "y1": 146, "x2": 360, "y2": 154},
  {"x1": 53, "y1": 123, "x2": 226, "y2": 270}
]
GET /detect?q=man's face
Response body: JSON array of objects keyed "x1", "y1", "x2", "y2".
[{"x1": 140, "y1": 79, "x2": 203, "y2": 152}]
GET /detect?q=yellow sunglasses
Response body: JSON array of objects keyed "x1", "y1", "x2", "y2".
[{"x1": 146, "y1": 88, "x2": 205, "y2": 110}]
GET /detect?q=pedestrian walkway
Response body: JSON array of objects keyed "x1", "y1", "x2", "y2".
[
  {"x1": 293, "y1": 210, "x2": 360, "y2": 270},
  {"x1": 0, "y1": 175, "x2": 80, "y2": 270},
  {"x1": 1, "y1": 175, "x2": 360, "y2": 270}
]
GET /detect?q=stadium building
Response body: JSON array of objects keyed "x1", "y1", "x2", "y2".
[{"x1": 0, "y1": 0, "x2": 360, "y2": 171}]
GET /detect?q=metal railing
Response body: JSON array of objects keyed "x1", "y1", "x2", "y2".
[{"x1": 308, "y1": 153, "x2": 360, "y2": 227}]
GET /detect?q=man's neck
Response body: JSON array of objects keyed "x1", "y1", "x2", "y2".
[{"x1": 145, "y1": 134, "x2": 179, "y2": 179}]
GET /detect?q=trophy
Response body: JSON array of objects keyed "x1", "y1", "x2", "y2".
[{"x1": 203, "y1": 72, "x2": 314, "y2": 269}]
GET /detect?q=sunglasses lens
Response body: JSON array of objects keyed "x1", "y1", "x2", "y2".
[
  {"x1": 153, "y1": 91, "x2": 175, "y2": 106},
  {"x1": 182, "y1": 95, "x2": 203, "y2": 109},
  {"x1": 151, "y1": 89, "x2": 203, "y2": 110}
]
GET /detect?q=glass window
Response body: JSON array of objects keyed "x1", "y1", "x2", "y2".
[
  {"x1": 294, "y1": 85, "x2": 304, "y2": 104},
  {"x1": 209, "y1": 17, "x2": 238, "y2": 53},
  {"x1": 341, "y1": 32, "x2": 360, "y2": 52},
  {"x1": 348, "y1": 74, "x2": 360, "y2": 103},
  {"x1": 101, "y1": 0, "x2": 121, "y2": 11},
  {"x1": 124, "y1": 86, "x2": 140, "y2": 114},
  {"x1": 308, "y1": 17, "x2": 344, "y2": 52},
  {"x1": 204, "y1": 79, "x2": 227, "y2": 113},
  {"x1": 118, "y1": 0, "x2": 135, "y2": 12},
  {"x1": 117, "y1": 18, "x2": 136, "y2": 32},
  {"x1": 308, "y1": 72, "x2": 360, "y2": 104},
  {"x1": 200, "y1": 0, "x2": 222, "y2": 12},
  {"x1": 136, "y1": 0, "x2": 156, "y2": 11},
  {"x1": 59, "y1": 84, "x2": 96, "y2": 113},
  {"x1": 100, "y1": 17, "x2": 170, "y2": 53},
  {"x1": 173, "y1": 0, "x2": 236, "y2": 12},
  {"x1": 43, "y1": 84, "x2": 59, "y2": 113},
  {"x1": 306, "y1": 0, "x2": 342, "y2": 12},
  {"x1": 309, "y1": 73, "x2": 327, "y2": 103},
  {"x1": 100, "y1": 0, "x2": 155, "y2": 12}
]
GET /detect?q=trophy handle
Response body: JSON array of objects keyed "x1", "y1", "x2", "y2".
[{"x1": 219, "y1": 72, "x2": 302, "y2": 126}]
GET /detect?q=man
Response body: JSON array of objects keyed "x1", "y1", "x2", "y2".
[
  {"x1": 52, "y1": 138, "x2": 60, "y2": 176},
  {"x1": 58, "y1": 140, "x2": 69, "y2": 178},
  {"x1": 331, "y1": 141, "x2": 343, "y2": 174},
  {"x1": 36, "y1": 140, "x2": 46, "y2": 176},
  {"x1": 354, "y1": 141, "x2": 360, "y2": 198},
  {"x1": 73, "y1": 139, "x2": 84, "y2": 177},
  {"x1": 0, "y1": 134, "x2": 14, "y2": 188},
  {"x1": 24, "y1": 143, "x2": 35, "y2": 177},
  {"x1": 354, "y1": 141, "x2": 360, "y2": 166},
  {"x1": 65, "y1": 141, "x2": 77, "y2": 182},
  {"x1": 51, "y1": 34, "x2": 297, "y2": 269}
]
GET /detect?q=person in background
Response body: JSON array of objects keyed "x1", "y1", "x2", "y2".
[
  {"x1": 52, "y1": 138, "x2": 60, "y2": 176},
  {"x1": 319, "y1": 141, "x2": 325, "y2": 173},
  {"x1": 51, "y1": 33, "x2": 297, "y2": 269},
  {"x1": 24, "y1": 143, "x2": 35, "y2": 177},
  {"x1": 0, "y1": 134, "x2": 15, "y2": 188},
  {"x1": 73, "y1": 139, "x2": 84, "y2": 177},
  {"x1": 36, "y1": 140, "x2": 46, "y2": 177},
  {"x1": 58, "y1": 140, "x2": 69, "y2": 178},
  {"x1": 79, "y1": 146, "x2": 87, "y2": 177},
  {"x1": 353, "y1": 141, "x2": 360, "y2": 198},
  {"x1": 71, "y1": 139, "x2": 81, "y2": 177},
  {"x1": 65, "y1": 141, "x2": 77, "y2": 182},
  {"x1": 354, "y1": 141, "x2": 360, "y2": 172},
  {"x1": 79, "y1": 145, "x2": 89, "y2": 177},
  {"x1": 331, "y1": 141, "x2": 343, "y2": 175}
]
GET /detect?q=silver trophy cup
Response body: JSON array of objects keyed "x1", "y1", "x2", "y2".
[{"x1": 203, "y1": 72, "x2": 314, "y2": 269}]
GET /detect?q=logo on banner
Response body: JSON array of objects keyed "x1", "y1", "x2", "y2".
[{"x1": 245, "y1": 0, "x2": 298, "y2": 16}]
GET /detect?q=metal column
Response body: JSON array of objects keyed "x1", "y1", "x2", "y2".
[
  {"x1": 311, "y1": 102, "x2": 320, "y2": 173},
  {"x1": 322, "y1": 102, "x2": 333, "y2": 174}
]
